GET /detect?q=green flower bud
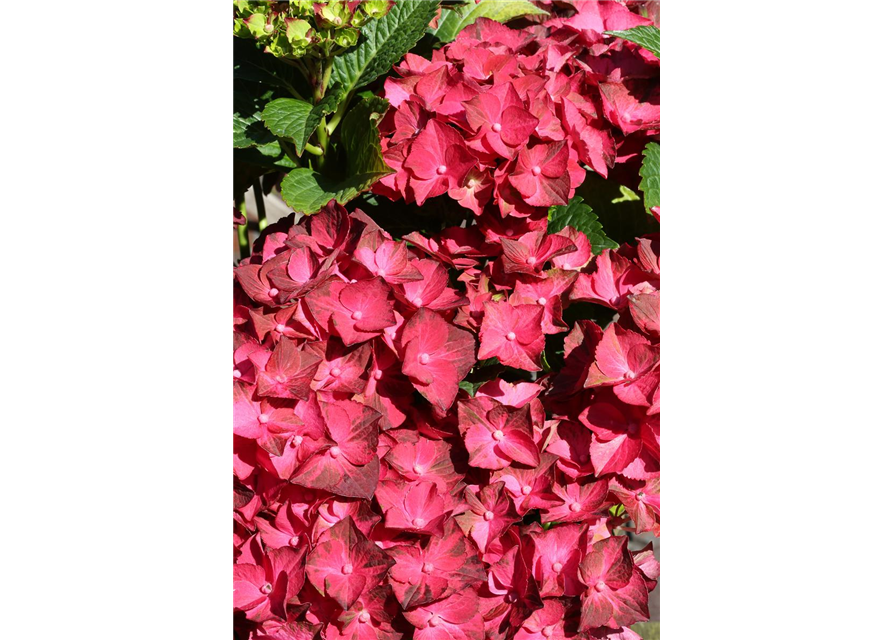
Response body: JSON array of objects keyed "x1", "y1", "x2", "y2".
[
  {"x1": 333, "y1": 27, "x2": 358, "y2": 48},
  {"x1": 234, "y1": 0, "x2": 384, "y2": 59},
  {"x1": 320, "y1": 0, "x2": 350, "y2": 28},
  {"x1": 361, "y1": 0, "x2": 390, "y2": 21}
]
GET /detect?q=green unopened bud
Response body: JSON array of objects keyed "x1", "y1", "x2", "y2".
[
  {"x1": 320, "y1": 9, "x2": 341, "y2": 26},
  {"x1": 333, "y1": 27, "x2": 358, "y2": 48},
  {"x1": 320, "y1": 0, "x2": 350, "y2": 28},
  {"x1": 236, "y1": 0, "x2": 381, "y2": 59},
  {"x1": 361, "y1": 0, "x2": 389, "y2": 21}
]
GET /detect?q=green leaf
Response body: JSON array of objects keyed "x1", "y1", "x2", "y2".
[
  {"x1": 280, "y1": 169, "x2": 392, "y2": 215},
  {"x1": 459, "y1": 380, "x2": 486, "y2": 397},
  {"x1": 340, "y1": 96, "x2": 390, "y2": 177},
  {"x1": 431, "y1": 0, "x2": 548, "y2": 44},
  {"x1": 262, "y1": 98, "x2": 313, "y2": 146},
  {"x1": 279, "y1": 96, "x2": 393, "y2": 215},
  {"x1": 332, "y1": 0, "x2": 437, "y2": 95},
  {"x1": 548, "y1": 197, "x2": 619, "y2": 256},
  {"x1": 261, "y1": 94, "x2": 338, "y2": 155},
  {"x1": 233, "y1": 82, "x2": 277, "y2": 149},
  {"x1": 430, "y1": 6, "x2": 463, "y2": 42},
  {"x1": 639, "y1": 142, "x2": 660, "y2": 211},
  {"x1": 609, "y1": 504, "x2": 626, "y2": 518},
  {"x1": 605, "y1": 25, "x2": 660, "y2": 58}
]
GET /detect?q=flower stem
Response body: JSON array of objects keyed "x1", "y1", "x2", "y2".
[
  {"x1": 326, "y1": 90, "x2": 353, "y2": 135},
  {"x1": 316, "y1": 116, "x2": 329, "y2": 157},
  {"x1": 313, "y1": 57, "x2": 334, "y2": 104},
  {"x1": 312, "y1": 55, "x2": 335, "y2": 169},
  {"x1": 252, "y1": 178, "x2": 267, "y2": 232},
  {"x1": 237, "y1": 199, "x2": 250, "y2": 260}
]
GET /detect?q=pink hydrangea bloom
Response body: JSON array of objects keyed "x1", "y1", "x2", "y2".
[
  {"x1": 578, "y1": 536, "x2": 651, "y2": 631},
  {"x1": 478, "y1": 301, "x2": 545, "y2": 371},
  {"x1": 305, "y1": 517, "x2": 395, "y2": 609},
  {"x1": 459, "y1": 398, "x2": 540, "y2": 469},
  {"x1": 234, "y1": 0, "x2": 661, "y2": 630}
]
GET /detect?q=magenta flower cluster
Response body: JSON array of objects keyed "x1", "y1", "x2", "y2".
[
  {"x1": 233, "y1": 199, "x2": 660, "y2": 639},
  {"x1": 374, "y1": 8, "x2": 659, "y2": 218},
  {"x1": 234, "y1": 4, "x2": 659, "y2": 639}
]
